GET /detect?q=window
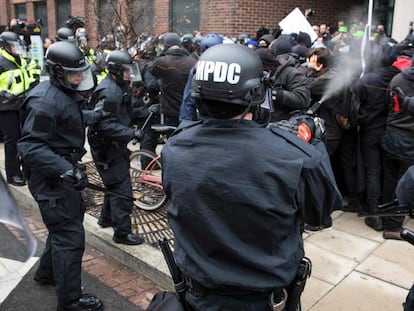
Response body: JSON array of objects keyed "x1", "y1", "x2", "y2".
[
  {"x1": 55, "y1": 0, "x2": 71, "y2": 30},
  {"x1": 14, "y1": 4, "x2": 27, "y2": 21},
  {"x1": 170, "y1": 0, "x2": 200, "y2": 35},
  {"x1": 34, "y1": 1, "x2": 48, "y2": 39},
  {"x1": 373, "y1": 0, "x2": 395, "y2": 35}
]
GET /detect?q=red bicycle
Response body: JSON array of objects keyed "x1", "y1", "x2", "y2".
[{"x1": 129, "y1": 124, "x2": 176, "y2": 211}]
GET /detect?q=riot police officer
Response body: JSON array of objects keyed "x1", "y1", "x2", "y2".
[
  {"x1": 0, "y1": 31, "x2": 35, "y2": 186},
  {"x1": 55, "y1": 26, "x2": 77, "y2": 43},
  {"x1": 87, "y1": 50, "x2": 144, "y2": 245},
  {"x1": 18, "y1": 41, "x2": 103, "y2": 311},
  {"x1": 161, "y1": 44, "x2": 342, "y2": 311}
]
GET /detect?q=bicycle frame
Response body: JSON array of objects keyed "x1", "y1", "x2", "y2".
[{"x1": 138, "y1": 155, "x2": 162, "y2": 188}]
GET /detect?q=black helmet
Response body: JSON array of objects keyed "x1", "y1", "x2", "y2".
[
  {"x1": 192, "y1": 44, "x2": 265, "y2": 106},
  {"x1": 55, "y1": 27, "x2": 76, "y2": 43},
  {"x1": 0, "y1": 31, "x2": 23, "y2": 56},
  {"x1": 163, "y1": 32, "x2": 181, "y2": 50},
  {"x1": 45, "y1": 41, "x2": 94, "y2": 91},
  {"x1": 193, "y1": 35, "x2": 203, "y2": 47},
  {"x1": 181, "y1": 33, "x2": 194, "y2": 45},
  {"x1": 237, "y1": 33, "x2": 249, "y2": 44},
  {"x1": 106, "y1": 50, "x2": 142, "y2": 82}
]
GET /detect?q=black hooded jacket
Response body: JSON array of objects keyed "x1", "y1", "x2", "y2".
[
  {"x1": 386, "y1": 65, "x2": 414, "y2": 137},
  {"x1": 150, "y1": 47, "x2": 197, "y2": 116},
  {"x1": 269, "y1": 54, "x2": 311, "y2": 121},
  {"x1": 355, "y1": 65, "x2": 400, "y2": 131}
]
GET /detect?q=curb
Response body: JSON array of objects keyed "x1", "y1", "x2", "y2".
[{"x1": 9, "y1": 181, "x2": 174, "y2": 291}]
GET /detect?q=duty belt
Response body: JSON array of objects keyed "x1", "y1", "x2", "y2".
[{"x1": 185, "y1": 276, "x2": 286, "y2": 310}]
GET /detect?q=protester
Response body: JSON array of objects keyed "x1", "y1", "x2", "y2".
[
  {"x1": 379, "y1": 55, "x2": 414, "y2": 236},
  {"x1": 150, "y1": 32, "x2": 197, "y2": 126}
]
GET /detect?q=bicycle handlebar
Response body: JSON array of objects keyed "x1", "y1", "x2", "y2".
[
  {"x1": 132, "y1": 110, "x2": 156, "y2": 145},
  {"x1": 358, "y1": 199, "x2": 414, "y2": 217}
]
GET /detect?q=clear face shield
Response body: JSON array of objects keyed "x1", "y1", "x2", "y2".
[
  {"x1": 0, "y1": 174, "x2": 37, "y2": 278},
  {"x1": 77, "y1": 36, "x2": 88, "y2": 50},
  {"x1": 76, "y1": 28, "x2": 88, "y2": 49},
  {"x1": 63, "y1": 62, "x2": 95, "y2": 92},
  {"x1": 5, "y1": 40, "x2": 24, "y2": 57},
  {"x1": 122, "y1": 62, "x2": 142, "y2": 82}
]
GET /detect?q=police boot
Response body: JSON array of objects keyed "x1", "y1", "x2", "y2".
[{"x1": 57, "y1": 294, "x2": 103, "y2": 311}]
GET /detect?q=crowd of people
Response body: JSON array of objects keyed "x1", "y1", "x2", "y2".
[{"x1": 2, "y1": 13, "x2": 414, "y2": 311}]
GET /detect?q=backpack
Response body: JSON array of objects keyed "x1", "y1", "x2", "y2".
[{"x1": 336, "y1": 84, "x2": 363, "y2": 130}]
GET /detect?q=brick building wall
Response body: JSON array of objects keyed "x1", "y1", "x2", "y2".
[
  {"x1": 1, "y1": 0, "x2": 366, "y2": 45},
  {"x1": 153, "y1": 0, "x2": 364, "y2": 38},
  {"x1": 154, "y1": 0, "x2": 170, "y2": 34},
  {"x1": 199, "y1": 0, "x2": 365, "y2": 38}
]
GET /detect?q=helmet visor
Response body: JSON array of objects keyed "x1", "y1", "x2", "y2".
[
  {"x1": 64, "y1": 63, "x2": 95, "y2": 91},
  {"x1": 7, "y1": 40, "x2": 24, "y2": 56},
  {"x1": 123, "y1": 62, "x2": 142, "y2": 82}
]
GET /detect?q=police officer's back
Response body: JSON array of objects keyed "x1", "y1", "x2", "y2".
[{"x1": 162, "y1": 44, "x2": 342, "y2": 311}]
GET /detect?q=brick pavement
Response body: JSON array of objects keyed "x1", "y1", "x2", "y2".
[{"x1": 21, "y1": 189, "x2": 161, "y2": 310}]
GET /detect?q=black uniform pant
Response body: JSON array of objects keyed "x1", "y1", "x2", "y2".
[
  {"x1": 99, "y1": 174, "x2": 133, "y2": 237},
  {"x1": 34, "y1": 184, "x2": 85, "y2": 309},
  {"x1": 0, "y1": 110, "x2": 22, "y2": 178}
]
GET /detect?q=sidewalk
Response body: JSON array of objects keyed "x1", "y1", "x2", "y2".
[{"x1": 1, "y1": 142, "x2": 414, "y2": 310}]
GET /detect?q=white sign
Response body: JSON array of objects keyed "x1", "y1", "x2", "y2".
[
  {"x1": 30, "y1": 35, "x2": 44, "y2": 70},
  {"x1": 279, "y1": 7, "x2": 318, "y2": 43}
]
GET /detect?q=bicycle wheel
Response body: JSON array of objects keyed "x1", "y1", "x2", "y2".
[{"x1": 129, "y1": 149, "x2": 167, "y2": 211}]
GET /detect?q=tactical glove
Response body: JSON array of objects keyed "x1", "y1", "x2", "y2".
[
  {"x1": 60, "y1": 164, "x2": 88, "y2": 190},
  {"x1": 93, "y1": 99, "x2": 112, "y2": 120},
  {"x1": 147, "y1": 103, "x2": 160, "y2": 114},
  {"x1": 133, "y1": 129, "x2": 144, "y2": 141}
]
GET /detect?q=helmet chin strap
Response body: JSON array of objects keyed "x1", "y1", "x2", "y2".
[{"x1": 237, "y1": 101, "x2": 253, "y2": 122}]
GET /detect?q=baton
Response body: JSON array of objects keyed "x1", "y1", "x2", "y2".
[
  {"x1": 159, "y1": 238, "x2": 191, "y2": 311},
  {"x1": 61, "y1": 173, "x2": 137, "y2": 201},
  {"x1": 84, "y1": 182, "x2": 137, "y2": 201}
]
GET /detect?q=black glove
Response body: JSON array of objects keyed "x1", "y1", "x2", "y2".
[
  {"x1": 0, "y1": 91, "x2": 17, "y2": 105},
  {"x1": 394, "y1": 87, "x2": 414, "y2": 113},
  {"x1": 271, "y1": 89, "x2": 284, "y2": 108},
  {"x1": 93, "y1": 99, "x2": 112, "y2": 120},
  {"x1": 133, "y1": 129, "x2": 144, "y2": 141},
  {"x1": 148, "y1": 104, "x2": 160, "y2": 114},
  {"x1": 393, "y1": 87, "x2": 408, "y2": 107},
  {"x1": 60, "y1": 164, "x2": 88, "y2": 190}
]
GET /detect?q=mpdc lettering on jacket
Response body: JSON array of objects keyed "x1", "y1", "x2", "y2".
[{"x1": 195, "y1": 60, "x2": 241, "y2": 84}]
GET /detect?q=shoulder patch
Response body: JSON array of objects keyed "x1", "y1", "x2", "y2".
[{"x1": 33, "y1": 114, "x2": 53, "y2": 133}]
